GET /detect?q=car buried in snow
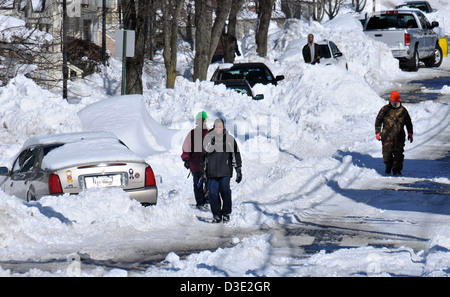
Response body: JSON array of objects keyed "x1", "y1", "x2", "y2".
[
  {"x1": 317, "y1": 39, "x2": 348, "y2": 70},
  {"x1": 0, "y1": 131, "x2": 158, "y2": 205},
  {"x1": 214, "y1": 79, "x2": 264, "y2": 100},
  {"x1": 210, "y1": 62, "x2": 285, "y2": 87},
  {"x1": 395, "y1": 1, "x2": 434, "y2": 13}
]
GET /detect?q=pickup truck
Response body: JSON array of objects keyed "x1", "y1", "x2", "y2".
[{"x1": 363, "y1": 10, "x2": 442, "y2": 71}]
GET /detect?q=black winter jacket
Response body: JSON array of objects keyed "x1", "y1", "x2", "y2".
[{"x1": 201, "y1": 129, "x2": 242, "y2": 178}]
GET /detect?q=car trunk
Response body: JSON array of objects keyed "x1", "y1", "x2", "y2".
[{"x1": 53, "y1": 161, "x2": 148, "y2": 194}]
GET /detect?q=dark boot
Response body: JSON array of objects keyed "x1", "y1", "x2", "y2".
[
  {"x1": 385, "y1": 166, "x2": 392, "y2": 175},
  {"x1": 212, "y1": 215, "x2": 222, "y2": 223}
]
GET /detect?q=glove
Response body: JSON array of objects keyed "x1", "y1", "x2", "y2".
[
  {"x1": 184, "y1": 159, "x2": 190, "y2": 169},
  {"x1": 235, "y1": 168, "x2": 242, "y2": 184},
  {"x1": 408, "y1": 133, "x2": 413, "y2": 143},
  {"x1": 211, "y1": 136, "x2": 215, "y2": 145},
  {"x1": 376, "y1": 133, "x2": 381, "y2": 141}
]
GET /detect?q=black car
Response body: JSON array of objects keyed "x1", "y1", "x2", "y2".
[
  {"x1": 214, "y1": 79, "x2": 264, "y2": 100},
  {"x1": 211, "y1": 62, "x2": 285, "y2": 87}
]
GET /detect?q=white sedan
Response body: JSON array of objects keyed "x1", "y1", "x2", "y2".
[
  {"x1": 0, "y1": 131, "x2": 158, "y2": 205},
  {"x1": 317, "y1": 39, "x2": 348, "y2": 70}
]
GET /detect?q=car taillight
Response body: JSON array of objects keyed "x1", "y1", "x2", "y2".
[
  {"x1": 145, "y1": 166, "x2": 156, "y2": 187},
  {"x1": 49, "y1": 174, "x2": 63, "y2": 194},
  {"x1": 405, "y1": 33, "x2": 411, "y2": 46}
]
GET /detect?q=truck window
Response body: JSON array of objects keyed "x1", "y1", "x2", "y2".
[
  {"x1": 366, "y1": 13, "x2": 418, "y2": 30},
  {"x1": 416, "y1": 12, "x2": 431, "y2": 29}
]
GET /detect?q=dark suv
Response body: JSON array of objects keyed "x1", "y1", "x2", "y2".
[{"x1": 210, "y1": 62, "x2": 285, "y2": 87}]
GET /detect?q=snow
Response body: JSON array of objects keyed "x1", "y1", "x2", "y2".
[{"x1": 0, "y1": 0, "x2": 449, "y2": 277}]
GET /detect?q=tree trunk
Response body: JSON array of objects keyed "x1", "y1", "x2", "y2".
[
  {"x1": 222, "y1": 0, "x2": 243, "y2": 63},
  {"x1": 193, "y1": 0, "x2": 232, "y2": 82},
  {"x1": 163, "y1": 0, "x2": 183, "y2": 88},
  {"x1": 255, "y1": 0, "x2": 274, "y2": 58},
  {"x1": 122, "y1": 0, "x2": 150, "y2": 95},
  {"x1": 324, "y1": 0, "x2": 343, "y2": 20}
]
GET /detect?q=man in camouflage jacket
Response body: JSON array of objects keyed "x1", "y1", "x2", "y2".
[{"x1": 375, "y1": 91, "x2": 413, "y2": 176}]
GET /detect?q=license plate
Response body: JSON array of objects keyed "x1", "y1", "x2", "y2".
[{"x1": 84, "y1": 174, "x2": 122, "y2": 188}]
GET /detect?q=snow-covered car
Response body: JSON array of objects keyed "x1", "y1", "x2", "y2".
[
  {"x1": 317, "y1": 39, "x2": 348, "y2": 69},
  {"x1": 210, "y1": 62, "x2": 285, "y2": 87},
  {"x1": 0, "y1": 131, "x2": 158, "y2": 205},
  {"x1": 395, "y1": 1, "x2": 433, "y2": 13},
  {"x1": 214, "y1": 79, "x2": 264, "y2": 100}
]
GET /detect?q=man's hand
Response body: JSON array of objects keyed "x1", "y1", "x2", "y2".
[
  {"x1": 408, "y1": 133, "x2": 413, "y2": 143},
  {"x1": 235, "y1": 168, "x2": 242, "y2": 183}
]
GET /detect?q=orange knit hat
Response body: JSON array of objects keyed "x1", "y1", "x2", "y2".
[{"x1": 390, "y1": 91, "x2": 401, "y2": 102}]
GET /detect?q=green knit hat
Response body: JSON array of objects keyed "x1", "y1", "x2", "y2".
[{"x1": 195, "y1": 111, "x2": 208, "y2": 120}]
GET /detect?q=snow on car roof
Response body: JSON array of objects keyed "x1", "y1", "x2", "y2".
[
  {"x1": 23, "y1": 131, "x2": 118, "y2": 148},
  {"x1": 42, "y1": 137, "x2": 145, "y2": 170},
  {"x1": 22, "y1": 131, "x2": 145, "y2": 170}
]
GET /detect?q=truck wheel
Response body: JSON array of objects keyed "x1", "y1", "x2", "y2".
[
  {"x1": 401, "y1": 47, "x2": 419, "y2": 71},
  {"x1": 423, "y1": 43, "x2": 443, "y2": 67},
  {"x1": 408, "y1": 48, "x2": 419, "y2": 71}
]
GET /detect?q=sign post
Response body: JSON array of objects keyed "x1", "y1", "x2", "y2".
[{"x1": 115, "y1": 29, "x2": 135, "y2": 95}]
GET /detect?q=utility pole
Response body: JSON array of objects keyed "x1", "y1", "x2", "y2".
[
  {"x1": 102, "y1": 0, "x2": 107, "y2": 65},
  {"x1": 62, "y1": 0, "x2": 68, "y2": 100}
]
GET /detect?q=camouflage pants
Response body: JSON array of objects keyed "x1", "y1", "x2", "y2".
[{"x1": 382, "y1": 141, "x2": 405, "y2": 174}]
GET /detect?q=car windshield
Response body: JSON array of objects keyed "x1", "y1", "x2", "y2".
[
  {"x1": 219, "y1": 68, "x2": 274, "y2": 84},
  {"x1": 396, "y1": 3, "x2": 429, "y2": 12},
  {"x1": 319, "y1": 45, "x2": 331, "y2": 58},
  {"x1": 226, "y1": 85, "x2": 251, "y2": 96},
  {"x1": 366, "y1": 13, "x2": 418, "y2": 29}
]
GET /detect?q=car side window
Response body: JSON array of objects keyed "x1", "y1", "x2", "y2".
[
  {"x1": 12, "y1": 148, "x2": 38, "y2": 174},
  {"x1": 11, "y1": 151, "x2": 27, "y2": 174},
  {"x1": 21, "y1": 148, "x2": 37, "y2": 172},
  {"x1": 416, "y1": 12, "x2": 430, "y2": 29}
]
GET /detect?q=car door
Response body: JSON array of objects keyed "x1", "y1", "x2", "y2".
[
  {"x1": 329, "y1": 42, "x2": 341, "y2": 60},
  {"x1": 9, "y1": 147, "x2": 39, "y2": 200},
  {"x1": 416, "y1": 12, "x2": 433, "y2": 56}
]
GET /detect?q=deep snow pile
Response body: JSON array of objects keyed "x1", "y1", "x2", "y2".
[{"x1": 0, "y1": 1, "x2": 449, "y2": 277}]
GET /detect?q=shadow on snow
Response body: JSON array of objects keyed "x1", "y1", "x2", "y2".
[{"x1": 331, "y1": 150, "x2": 450, "y2": 216}]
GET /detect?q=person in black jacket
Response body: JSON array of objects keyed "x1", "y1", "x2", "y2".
[
  {"x1": 201, "y1": 118, "x2": 242, "y2": 223},
  {"x1": 302, "y1": 34, "x2": 322, "y2": 64}
]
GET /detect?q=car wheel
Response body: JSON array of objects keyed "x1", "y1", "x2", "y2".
[{"x1": 27, "y1": 190, "x2": 36, "y2": 202}]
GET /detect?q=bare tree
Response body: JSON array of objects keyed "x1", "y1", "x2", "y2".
[
  {"x1": 352, "y1": 0, "x2": 367, "y2": 13},
  {"x1": 323, "y1": 0, "x2": 344, "y2": 20},
  {"x1": 222, "y1": 0, "x2": 243, "y2": 63},
  {"x1": 122, "y1": 0, "x2": 151, "y2": 94},
  {"x1": 162, "y1": 0, "x2": 183, "y2": 88},
  {"x1": 312, "y1": 0, "x2": 325, "y2": 22},
  {"x1": 193, "y1": 0, "x2": 232, "y2": 82},
  {"x1": 255, "y1": 0, "x2": 274, "y2": 57},
  {"x1": 0, "y1": 20, "x2": 54, "y2": 86}
]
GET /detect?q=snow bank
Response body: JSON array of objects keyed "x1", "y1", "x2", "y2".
[
  {"x1": 0, "y1": 0, "x2": 449, "y2": 277},
  {"x1": 77, "y1": 95, "x2": 178, "y2": 156}
]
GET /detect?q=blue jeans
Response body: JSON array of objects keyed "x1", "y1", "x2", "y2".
[
  {"x1": 207, "y1": 177, "x2": 231, "y2": 218},
  {"x1": 192, "y1": 172, "x2": 207, "y2": 206}
]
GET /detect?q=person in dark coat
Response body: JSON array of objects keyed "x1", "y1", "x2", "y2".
[
  {"x1": 201, "y1": 118, "x2": 242, "y2": 223},
  {"x1": 375, "y1": 91, "x2": 413, "y2": 176},
  {"x1": 181, "y1": 111, "x2": 209, "y2": 208},
  {"x1": 302, "y1": 34, "x2": 322, "y2": 64}
]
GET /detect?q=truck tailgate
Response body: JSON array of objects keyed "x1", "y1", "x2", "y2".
[{"x1": 365, "y1": 30, "x2": 406, "y2": 49}]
